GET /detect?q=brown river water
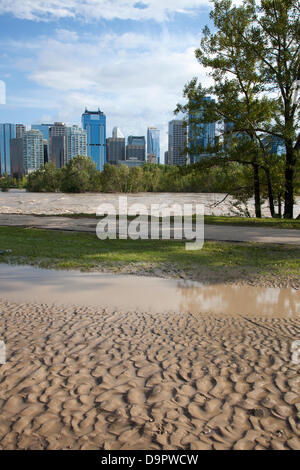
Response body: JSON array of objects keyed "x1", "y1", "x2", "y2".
[
  {"x1": 0, "y1": 265, "x2": 299, "y2": 318},
  {"x1": 1, "y1": 189, "x2": 300, "y2": 218}
]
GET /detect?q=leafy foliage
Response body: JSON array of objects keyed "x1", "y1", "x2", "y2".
[{"x1": 176, "y1": 0, "x2": 300, "y2": 218}]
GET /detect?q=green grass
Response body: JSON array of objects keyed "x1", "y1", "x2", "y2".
[
  {"x1": 204, "y1": 215, "x2": 300, "y2": 229},
  {"x1": 0, "y1": 226, "x2": 299, "y2": 286}
]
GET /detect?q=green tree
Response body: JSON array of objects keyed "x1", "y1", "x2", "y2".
[
  {"x1": 177, "y1": 0, "x2": 299, "y2": 218},
  {"x1": 26, "y1": 169, "x2": 45, "y2": 192},
  {"x1": 0, "y1": 173, "x2": 15, "y2": 192},
  {"x1": 17, "y1": 175, "x2": 28, "y2": 189},
  {"x1": 251, "y1": 0, "x2": 299, "y2": 218},
  {"x1": 127, "y1": 166, "x2": 144, "y2": 193},
  {"x1": 60, "y1": 156, "x2": 97, "y2": 193},
  {"x1": 41, "y1": 162, "x2": 62, "y2": 192},
  {"x1": 142, "y1": 163, "x2": 161, "y2": 192},
  {"x1": 100, "y1": 164, "x2": 122, "y2": 193},
  {"x1": 118, "y1": 165, "x2": 130, "y2": 192},
  {"x1": 176, "y1": 0, "x2": 277, "y2": 217},
  {"x1": 26, "y1": 163, "x2": 61, "y2": 192}
]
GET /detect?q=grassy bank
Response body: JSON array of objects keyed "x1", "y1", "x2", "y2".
[
  {"x1": 0, "y1": 226, "x2": 299, "y2": 287},
  {"x1": 204, "y1": 215, "x2": 300, "y2": 229}
]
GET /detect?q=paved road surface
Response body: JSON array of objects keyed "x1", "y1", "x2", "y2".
[{"x1": 0, "y1": 214, "x2": 299, "y2": 245}]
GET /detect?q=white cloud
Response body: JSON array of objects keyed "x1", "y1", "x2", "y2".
[
  {"x1": 12, "y1": 29, "x2": 212, "y2": 155},
  {"x1": 55, "y1": 29, "x2": 79, "y2": 42},
  {"x1": 0, "y1": 0, "x2": 212, "y2": 22},
  {"x1": 0, "y1": 79, "x2": 6, "y2": 104},
  {"x1": 0, "y1": 0, "x2": 246, "y2": 159}
]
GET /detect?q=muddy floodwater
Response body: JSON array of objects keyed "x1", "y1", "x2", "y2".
[
  {"x1": 0, "y1": 264, "x2": 299, "y2": 317},
  {"x1": 1, "y1": 189, "x2": 300, "y2": 218}
]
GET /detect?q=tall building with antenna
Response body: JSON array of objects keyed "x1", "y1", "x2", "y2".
[{"x1": 82, "y1": 108, "x2": 106, "y2": 171}]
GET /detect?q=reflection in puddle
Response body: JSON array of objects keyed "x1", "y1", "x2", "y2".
[
  {"x1": 0, "y1": 264, "x2": 299, "y2": 317},
  {"x1": 177, "y1": 282, "x2": 299, "y2": 317}
]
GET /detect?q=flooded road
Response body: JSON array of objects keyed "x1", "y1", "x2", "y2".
[{"x1": 0, "y1": 264, "x2": 299, "y2": 317}]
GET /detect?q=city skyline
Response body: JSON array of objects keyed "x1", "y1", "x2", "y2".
[
  {"x1": 0, "y1": 114, "x2": 180, "y2": 166},
  {"x1": 0, "y1": 1, "x2": 220, "y2": 158},
  {"x1": 1, "y1": 114, "x2": 195, "y2": 175}
]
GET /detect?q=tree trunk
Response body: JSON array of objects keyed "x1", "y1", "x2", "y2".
[
  {"x1": 253, "y1": 163, "x2": 261, "y2": 218},
  {"x1": 284, "y1": 144, "x2": 295, "y2": 219},
  {"x1": 278, "y1": 194, "x2": 282, "y2": 219},
  {"x1": 263, "y1": 167, "x2": 275, "y2": 218}
]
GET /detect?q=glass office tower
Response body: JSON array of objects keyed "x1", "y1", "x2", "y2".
[
  {"x1": 126, "y1": 136, "x2": 146, "y2": 161},
  {"x1": 82, "y1": 108, "x2": 106, "y2": 171},
  {"x1": 168, "y1": 120, "x2": 187, "y2": 166},
  {"x1": 188, "y1": 97, "x2": 216, "y2": 164},
  {"x1": 0, "y1": 123, "x2": 16, "y2": 175},
  {"x1": 10, "y1": 137, "x2": 24, "y2": 178},
  {"x1": 16, "y1": 124, "x2": 26, "y2": 139},
  {"x1": 147, "y1": 127, "x2": 160, "y2": 164},
  {"x1": 49, "y1": 123, "x2": 68, "y2": 168},
  {"x1": 107, "y1": 128, "x2": 125, "y2": 165}
]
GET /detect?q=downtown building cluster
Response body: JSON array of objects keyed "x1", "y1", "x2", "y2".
[
  {"x1": 81, "y1": 109, "x2": 161, "y2": 171},
  {"x1": 0, "y1": 122, "x2": 87, "y2": 178},
  {"x1": 0, "y1": 103, "x2": 219, "y2": 177}
]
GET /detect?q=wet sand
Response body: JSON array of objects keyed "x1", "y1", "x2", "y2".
[{"x1": 1, "y1": 295, "x2": 300, "y2": 450}]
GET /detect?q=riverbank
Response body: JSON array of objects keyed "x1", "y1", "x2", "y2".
[
  {"x1": 0, "y1": 226, "x2": 299, "y2": 288},
  {"x1": 2, "y1": 213, "x2": 300, "y2": 230}
]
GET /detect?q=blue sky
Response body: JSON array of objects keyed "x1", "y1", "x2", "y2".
[{"x1": 0, "y1": 0, "x2": 218, "y2": 157}]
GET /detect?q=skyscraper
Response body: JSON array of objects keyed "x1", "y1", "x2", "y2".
[
  {"x1": 66, "y1": 125, "x2": 87, "y2": 164},
  {"x1": 112, "y1": 127, "x2": 124, "y2": 139},
  {"x1": 168, "y1": 120, "x2": 187, "y2": 166},
  {"x1": 49, "y1": 122, "x2": 68, "y2": 168},
  {"x1": 82, "y1": 108, "x2": 106, "y2": 171},
  {"x1": 10, "y1": 137, "x2": 24, "y2": 178},
  {"x1": 43, "y1": 140, "x2": 48, "y2": 164},
  {"x1": 16, "y1": 124, "x2": 26, "y2": 139},
  {"x1": 31, "y1": 124, "x2": 53, "y2": 150},
  {"x1": 51, "y1": 136, "x2": 65, "y2": 168},
  {"x1": 147, "y1": 127, "x2": 160, "y2": 164},
  {"x1": 23, "y1": 130, "x2": 44, "y2": 173},
  {"x1": 188, "y1": 96, "x2": 216, "y2": 163},
  {"x1": 0, "y1": 123, "x2": 16, "y2": 175},
  {"x1": 107, "y1": 128, "x2": 125, "y2": 165},
  {"x1": 32, "y1": 124, "x2": 53, "y2": 161},
  {"x1": 126, "y1": 136, "x2": 146, "y2": 161}
]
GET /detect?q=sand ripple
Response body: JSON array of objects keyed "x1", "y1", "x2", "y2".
[{"x1": 0, "y1": 300, "x2": 300, "y2": 450}]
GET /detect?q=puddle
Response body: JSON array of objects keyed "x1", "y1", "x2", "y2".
[{"x1": 0, "y1": 264, "x2": 299, "y2": 317}]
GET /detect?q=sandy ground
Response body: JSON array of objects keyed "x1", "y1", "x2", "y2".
[{"x1": 0, "y1": 299, "x2": 300, "y2": 450}]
